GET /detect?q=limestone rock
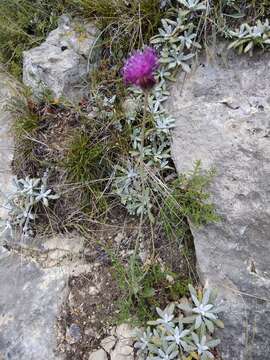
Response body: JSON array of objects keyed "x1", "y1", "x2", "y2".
[
  {"x1": 0, "y1": 71, "x2": 21, "y2": 219},
  {"x1": 110, "y1": 342, "x2": 134, "y2": 360},
  {"x1": 100, "y1": 335, "x2": 116, "y2": 353},
  {"x1": 108, "y1": 324, "x2": 135, "y2": 360},
  {"x1": 0, "y1": 249, "x2": 67, "y2": 360},
  {"x1": 23, "y1": 15, "x2": 100, "y2": 102},
  {"x1": 170, "y1": 44, "x2": 270, "y2": 359},
  {"x1": 89, "y1": 349, "x2": 108, "y2": 360},
  {"x1": 115, "y1": 323, "x2": 136, "y2": 345}
]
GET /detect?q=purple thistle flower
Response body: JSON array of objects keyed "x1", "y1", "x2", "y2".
[{"x1": 122, "y1": 47, "x2": 159, "y2": 90}]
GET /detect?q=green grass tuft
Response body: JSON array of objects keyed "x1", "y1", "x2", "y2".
[
  {"x1": 64, "y1": 131, "x2": 105, "y2": 183},
  {"x1": 68, "y1": 0, "x2": 166, "y2": 60}
]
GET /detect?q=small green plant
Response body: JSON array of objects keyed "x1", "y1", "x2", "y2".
[
  {"x1": 1, "y1": 174, "x2": 59, "y2": 239},
  {"x1": 228, "y1": 19, "x2": 270, "y2": 55},
  {"x1": 135, "y1": 285, "x2": 224, "y2": 360},
  {"x1": 10, "y1": 97, "x2": 40, "y2": 137},
  {"x1": 112, "y1": 255, "x2": 190, "y2": 324},
  {"x1": 163, "y1": 161, "x2": 219, "y2": 229}
]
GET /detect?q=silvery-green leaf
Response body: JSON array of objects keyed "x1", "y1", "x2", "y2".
[
  {"x1": 194, "y1": 315, "x2": 202, "y2": 329},
  {"x1": 214, "y1": 319, "x2": 224, "y2": 328},
  {"x1": 202, "y1": 288, "x2": 211, "y2": 305},
  {"x1": 207, "y1": 338, "x2": 221, "y2": 348},
  {"x1": 204, "y1": 318, "x2": 214, "y2": 333},
  {"x1": 182, "y1": 315, "x2": 196, "y2": 323},
  {"x1": 177, "y1": 303, "x2": 192, "y2": 312},
  {"x1": 244, "y1": 41, "x2": 253, "y2": 53}
]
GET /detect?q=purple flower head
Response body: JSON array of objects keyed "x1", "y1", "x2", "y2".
[{"x1": 122, "y1": 47, "x2": 159, "y2": 90}]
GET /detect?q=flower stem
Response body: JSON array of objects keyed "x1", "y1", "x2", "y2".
[
  {"x1": 139, "y1": 91, "x2": 149, "y2": 168},
  {"x1": 134, "y1": 91, "x2": 149, "y2": 255}
]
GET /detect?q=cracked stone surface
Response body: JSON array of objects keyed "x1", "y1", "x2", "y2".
[
  {"x1": 23, "y1": 15, "x2": 100, "y2": 102},
  {"x1": 0, "y1": 237, "x2": 88, "y2": 360},
  {"x1": 5, "y1": 232, "x2": 85, "y2": 268},
  {"x1": 0, "y1": 246, "x2": 67, "y2": 360},
  {"x1": 88, "y1": 349, "x2": 107, "y2": 360},
  {"x1": 169, "y1": 44, "x2": 270, "y2": 359},
  {"x1": 89, "y1": 324, "x2": 136, "y2": 360}
]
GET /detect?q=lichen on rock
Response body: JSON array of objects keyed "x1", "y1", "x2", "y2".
[{"x1": 23, "y1": 15, "x2": 100, "y2": 102}]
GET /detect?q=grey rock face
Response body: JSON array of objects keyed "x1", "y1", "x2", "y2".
[
  {"x1": 170, "y1": 45, "x2": 270, "y2": 359},
  {"x1": 89, "y1": 349, "x2": 108, "y2": 360},
  {"x1": 0, "y1": 249, "x2": 67, "y2": 360},
  {"x1": 0, "y1": 236, "x2": 88, "y2": 360},
  {"x1": 23, "y1": 15, "x2": 100, "y2": 102},
  {"x1": 0, "y1": 71, "x2": 20, "y2": 219}
]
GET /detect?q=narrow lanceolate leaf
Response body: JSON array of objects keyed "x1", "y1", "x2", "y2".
[
  {"x1": 191, "y1": 294, "x2": 200, "y2": 307},
  {"x1": 204, "y1": 312, "x2": 217, "y2": 320},
  {"x1": 244, "y1": 41, "x2": 253, "y2": 53},
  {"x1": 202, "y1": 289, "x2": 211, "y2": 305},
  {"x1": 181, "y1": 61, "x2": 191, "y2": 73},
  {"x1": 188, "y1": 284, "x2": 197, "y2": 297},
  {"x1": 194, "y1": 315, "x2": 202, "y2": 329},
  {"x1": 156, "y1": 307, "x2": 164, "y2": 318},
  {"x1": 207, "y1": 339, "x2": 221, "y2": 348},
  {"x1": 214, "y1": 319, "x2": 225, "y2": 328},
  {"x1": 205, "y1": 318, "x2": 214, "y2": 333},
  {"x1": 178, "y1": 303, "x2": 192, "y2": 312},
  {"x1": 182, "y1": 315, "x2": 196, "y2": 323}
]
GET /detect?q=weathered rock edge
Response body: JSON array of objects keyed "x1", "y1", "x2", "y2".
[
  {"x1": 0, "y1": 70, "x2": 89, "y2": 360},
  {"x1": 23, "y1": 15, "x2": 100, "y2": 102},
  {"x1": 169, "y1": 44, "x2": 270, "y2": 359}
]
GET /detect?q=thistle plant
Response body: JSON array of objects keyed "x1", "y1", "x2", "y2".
[
  {"x1": 122, "y1": 47, "x2": 159, "y2": 90},
  {"x1": 118, "y1": 47, "x2": 159, "y2": 216},
  {"x1": 113, "y1": 0, "x2": 206, "y2": 217},
  {"x1": 135, "y1": 285, "x2": 223, "y2": 360}
]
